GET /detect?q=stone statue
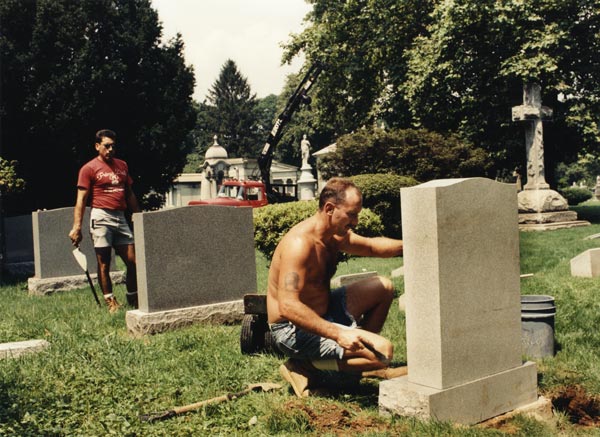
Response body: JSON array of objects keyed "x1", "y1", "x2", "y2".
[{"x1": 301, "y1": 134, "x2": 311, "y2": 168}]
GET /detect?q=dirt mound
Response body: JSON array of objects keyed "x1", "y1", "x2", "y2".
[
  {"x1": 282, "y1": 400, "x2": 390, "y2": 435},
  {"x1": 552, "y1": 385, "x2": 600, "y2": 426}
]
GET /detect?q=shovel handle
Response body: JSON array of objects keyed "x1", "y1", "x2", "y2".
[{"x1": 139, "y1": 386, "x2": 263, "y2": 422}]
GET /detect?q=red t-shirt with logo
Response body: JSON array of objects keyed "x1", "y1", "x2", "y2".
[{"x1": 77, "y1": 157, "x2": 133, "y2": 211}]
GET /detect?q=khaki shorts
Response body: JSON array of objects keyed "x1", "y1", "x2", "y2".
[{"x1": 90, "y1": 208, "x2": 134, "y2": 248}]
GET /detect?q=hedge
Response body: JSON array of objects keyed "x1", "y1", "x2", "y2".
[{"x1": 253, "y1": 200, "x2": 384, "y2": 261}]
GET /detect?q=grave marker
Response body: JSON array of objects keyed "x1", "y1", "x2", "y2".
[
  {"x1": 379, "y1": 178, "x2": 538, "y2": 424},
  {"x1": 28, "y1": 207, "x2": 123, "y2": 294},
  {"x1": 126, "y1": 206, "x2": 256, "y2": 335},
  {"x1": 512, "y1": 83, "x2": 589, "y2": 230}
]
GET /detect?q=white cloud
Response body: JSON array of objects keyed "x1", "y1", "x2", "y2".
[{"x1": 151, "y1": 0, "x2": 311, "y2": 101}]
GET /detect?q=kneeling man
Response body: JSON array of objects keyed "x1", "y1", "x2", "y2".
[{"x1": 267, "y1": 177, "x2": 404, "y2": 397}]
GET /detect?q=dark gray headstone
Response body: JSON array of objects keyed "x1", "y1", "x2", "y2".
[
  {"x1": 5, "y1": 214, "x2": 34, "y2": 263},
  {"x1": 32, "y1": 207, "x2": 116, "y2": 278},
  {"x1": 133, "y1": 206, "x2": 257, "y2": 312}
]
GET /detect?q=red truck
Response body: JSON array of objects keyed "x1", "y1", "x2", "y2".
[{"x1": 188, "y1": 179, "x2": 267, "y2": 208}]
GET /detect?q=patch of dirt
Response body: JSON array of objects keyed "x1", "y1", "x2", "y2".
[
  {"x1": 551, "y1": 384, "x2": 600, "y2": 427},
  {"x1": 282, "y1": 400, "x2": 392, "y2": 435}
]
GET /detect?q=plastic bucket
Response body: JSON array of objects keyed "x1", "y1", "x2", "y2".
[{"x1": 521, "y1": 295, "x2": 555, "y2": 358}]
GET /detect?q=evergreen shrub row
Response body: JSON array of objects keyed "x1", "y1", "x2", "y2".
[
  {"x1": 560, "y1": 187, "x2": 593, "y2": 205},
  {"x1": 253, "y1": 200, "x2": 384, "y2": 261},
  {"x1": 350, "y1": 173, "x2": 419, "y2": 238}
]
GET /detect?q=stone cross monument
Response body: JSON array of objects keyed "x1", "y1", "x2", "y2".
[
  {"x1": 512, "y1": 83, "x2": 588, "y2": 230},
  {"x1": 512, "y1": 83, "x2": 551, "y2": 191}
]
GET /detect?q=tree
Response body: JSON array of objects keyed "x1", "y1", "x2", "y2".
[
  {"x1": 285, "y1": 0, "x2": 600, "y2": 183},
  {"x1": 0, "y1": 0, "x2": 196, "y2": 214},
  {"x1": 320, "y1": 127, "x2": 489, "y2": 182},
  {"x1": 205, "y1": 60, "x2": 259, "y2": 159},
  {"x1": 283, "y1": 0, "x2": 435, "y2": 133}
]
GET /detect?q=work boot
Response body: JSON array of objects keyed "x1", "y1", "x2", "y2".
[
  {"x1": 126, "y1": 291, "x2": 138, "y2": 308},
  {"x1": 361, "y1": 366, "x2": 408, "y2": 380},
  {"x1": 279, "y1": 359, "x2": 320, "y2": 398},
  {"x1": 104, "y1": 296, "x2": 121, "y2": 313}
]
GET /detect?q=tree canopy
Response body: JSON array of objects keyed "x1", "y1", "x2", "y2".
[
  {"x1": 0, "y1": 0, "x2": 196, "y2": 213},
  {"x1": 284, "y1": 0, "x2": 600, "y2": 182}
]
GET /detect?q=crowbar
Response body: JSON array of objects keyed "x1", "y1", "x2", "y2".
[
  {"x1": 72, "y1": 247, "x2": 101, "y2": 307},
  {"x1": 139, "y1": 382, "x2": 282, "y2": 422}
]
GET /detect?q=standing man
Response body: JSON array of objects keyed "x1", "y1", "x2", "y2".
[
  {"x1": 69, "y1": 129, "x2": 140, "y2": 312},
  {"x1": 267, "y1": 177, "x2": 404, "y2": 397}
]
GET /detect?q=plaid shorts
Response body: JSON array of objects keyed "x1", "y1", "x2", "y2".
[{"x1": 89, "y1": 208, "x2": 134, "y2": 248}]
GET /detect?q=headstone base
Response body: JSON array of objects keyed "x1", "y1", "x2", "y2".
[
  {"x1": 0, "y1": 339, "x2": 50, "y2": 359},
  {"x1": 27, "y1": 271, "x2": 125, "y2": 295},
  {"x1": 519, "y1": 220, "x2": 590, "y2": 231},
  {"x1": 126, "y1": 299, "x2": 244, "y2": 336},
  {"x1": 518, "y1": 210, "x2": 578, "y2": 224},
  {"x1": 379, "y1": 361, "x2": 537, "y2": 425},
  {"x1": 479, "y1": 395, "x2": 555, "y2": 428}
]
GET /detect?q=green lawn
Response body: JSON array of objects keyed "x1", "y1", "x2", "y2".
[{"x1": 2, "y1": 207, "x2": 600, "y2": 435}]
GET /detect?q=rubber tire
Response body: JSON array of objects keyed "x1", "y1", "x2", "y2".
[{"x1": 240, "y1": 314, "x2": 259, "y2": 354}]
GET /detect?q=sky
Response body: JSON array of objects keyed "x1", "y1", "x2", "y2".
[{"x1": 151, "y1": 0, "x2": 312, "y2": 102}]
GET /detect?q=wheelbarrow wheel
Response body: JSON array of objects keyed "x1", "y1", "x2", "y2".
[{"x1": 241, "y1": 314, "x2": 260, "y2": 354}]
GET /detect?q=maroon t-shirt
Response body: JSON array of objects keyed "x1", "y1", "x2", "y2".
[{"x1": 77, "y1": 157, "x2": 133, "y2": 210}]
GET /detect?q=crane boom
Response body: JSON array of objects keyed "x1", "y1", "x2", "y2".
[{"x1": 258, "y1": 62, "x2": 324, "y2": 199}]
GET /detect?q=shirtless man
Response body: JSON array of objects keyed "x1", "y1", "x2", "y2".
[{"x1": 267, "y1": 177, "x2": 403, "y2": 397}]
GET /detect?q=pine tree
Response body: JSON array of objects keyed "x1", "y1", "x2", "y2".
[{"x1": 206, "y1": 60, "x2": 259, "y2": 158}]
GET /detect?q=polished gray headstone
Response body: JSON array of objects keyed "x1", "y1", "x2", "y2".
[{"x1": 133, "y1": 206, "x2": 257, "y2": 312}]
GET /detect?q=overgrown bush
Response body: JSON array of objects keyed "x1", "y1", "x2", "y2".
[
  {"x1": 320, "y1": 127, "x2": 489, "y2": 182},
  {"x1": 350, "y1": 173, "x2": 419, "y2": 238},
  {"x1": 253, "y1": 200, "x2": 384, "y2": 261},
  {"x1": 560, "y1": 187, "x2": 593, "y2": 205}
]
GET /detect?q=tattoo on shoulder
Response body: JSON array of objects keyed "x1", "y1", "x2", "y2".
[{"x1": 284, "y1": 272, "x2": 300, "y2": 291}]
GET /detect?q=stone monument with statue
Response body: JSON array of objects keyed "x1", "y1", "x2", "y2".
[
  {"x1": 512, "y1": 83, "x2": 589, "y2": 230},
  {"x1": 297, "y1": 134, "x2": 317, "y2": 200}
]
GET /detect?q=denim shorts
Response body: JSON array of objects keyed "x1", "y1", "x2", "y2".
[
  {"x1": 269, "y1": 287, "x2": 357, "y2": 360},
  {"x1": 90, "y1": 208, "x2": 134, "y2": 248}
]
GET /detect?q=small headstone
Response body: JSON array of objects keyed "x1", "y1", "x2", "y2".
[
  {"x1": 570, "y1": 248, "x2": 600, "y2": 277},
  {"x1": 379, "y1": 178, "x2": 538, "y2": 424},
  {"x1": 330, "y1": 271, "x2": 377, "y2": 288},
  {"x1": 27, "y1": 207, "x2": 123, "y2": 294},
  {"x1": 126, "y1": 206, "x2": 256, "y2": 335},
  {"x1": 594, "y1": 176, "x2": 600, "y2": 200},
  {"x1": 0, "y1": 339, "x2": 50, "y2": 359}
]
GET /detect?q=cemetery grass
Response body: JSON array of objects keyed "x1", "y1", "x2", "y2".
[{"x1": 4, "y1": 223, "x2": 600, "y2": 436}]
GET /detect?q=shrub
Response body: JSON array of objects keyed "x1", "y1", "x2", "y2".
[
  {"x1": 560, "y1": 187, "x2": 593, "y2": 205},
  {"x1": 350, "y1": 173, "x2": 419, "y2": 238},
  {"x1": 253, "y1": 200, "x2": 384, "y2": 261},
  {"x1": 320, "y1": 127, "x2": 489, "y2": 182}
]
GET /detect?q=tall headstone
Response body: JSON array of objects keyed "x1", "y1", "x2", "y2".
[
  {"x1": 28, "y1": 207, "x2": 123, "y2": 294},
  {"x1": 512, "y1": 83, "x2": 589, "y2": 230},
  {"x1": 379, "y1": 178, "x2": 538, "y2": 424},
  {"x1": 126, "y1": 206, "x2": 255, "y2": 335}
]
